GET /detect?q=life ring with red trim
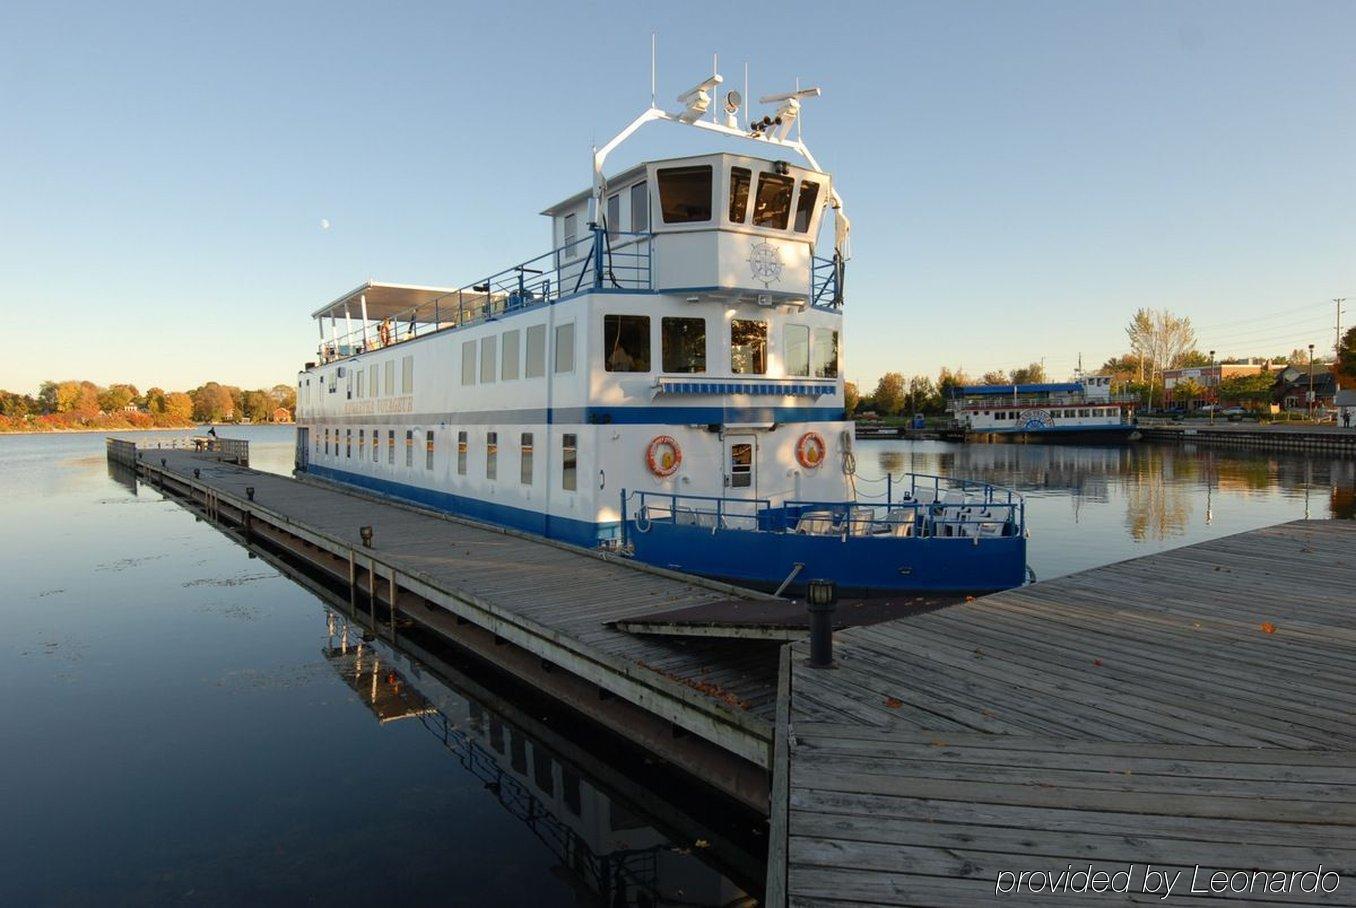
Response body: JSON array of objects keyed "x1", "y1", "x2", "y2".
[
  {"x1": 795, "y1": 431, "x2": 827, "y2": 469},
  {"x1": 645, "y1": 435, "x2": 682, "y2": 477}
]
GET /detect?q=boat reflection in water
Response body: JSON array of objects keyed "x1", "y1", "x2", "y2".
[{"x1": 320, "y1": 610, "x2": 761, "y2": 907}]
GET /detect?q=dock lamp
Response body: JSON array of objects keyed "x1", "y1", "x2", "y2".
[
  {"x1": 1309, "y1": 344, "x2": 1316, "y2": 420},
  {"x1": 245, "y1": 486, "x2": 255, "y2": 502},
  {"x1": 1209, "y1": 350, "x2": 1216, "y2": 425},
  {"x1": 360, "y1": 525, "x2": 374, "y2": 548},
  {"x1": 806, "y1": 579, "x2": 838, "y2": 668}
]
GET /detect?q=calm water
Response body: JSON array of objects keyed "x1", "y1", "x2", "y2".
[{"x1": 2, "y1": 427, "x2": 1353, "y2": 904}]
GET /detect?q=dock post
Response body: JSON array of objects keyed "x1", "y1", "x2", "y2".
[{"x1": 806, "y1": 579, "x2": 838, "y2": 668}]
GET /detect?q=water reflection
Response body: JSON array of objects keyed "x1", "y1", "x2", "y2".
[
  {"x1": 860, "y1": 439, "x2": 1356, "y2": 579},
  {"x1": 320, "y1": 610, "x2": 759, "y2": 906}
]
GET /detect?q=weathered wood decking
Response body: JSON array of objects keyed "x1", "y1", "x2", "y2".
[
  {"x1": 120, "y1": 445, "x2": 781, "y2": 806},
  {"x1": 769, "y1": 520, "x2": 1356, "y2": 905}
]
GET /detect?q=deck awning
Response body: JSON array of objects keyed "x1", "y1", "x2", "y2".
[
  {"x1": 655, "y1": 378, "x2": 838, "y2": 397},
  {"x1": 311, "y1": 281, "x2": 468, "y2": 322}
]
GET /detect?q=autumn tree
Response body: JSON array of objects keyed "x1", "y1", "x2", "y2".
[
  {"x1": 268, "y1": 383, "x2": 297, "y2": 413},
  {"x1": 1126, "y1": 308, "x2": 1198, "y2": 373},
  {"x1": 191, "y1": 382, "x2": 235, "y2": 422},
  {"x1": 163, "y1": 392, "x2": 194, "y2": 421},
  {"x1": 144, "y1": 387, "x2": 167, "y2": 414},
  {"x1": 980, "y1": 370, "x2": 1008, "y2": 385},
  {"x1": 1335, "y1": 326, "x2": 1356, "y2": 384},
  {"x1": 935, "y1": 366, "x2": 968, "y2": 404},
  {"x1": 843, "y1": 381, "x2": 860, "y2": 417},
  {"x1": 1008, "y1": 362, "x2": 1047, "y2": 384},
  {"x1": 243, "y1": 390, "x2": 273, "y2": 422},
  {"x1": 98, "y1": 384, "x2": 138, "y2": 412},
  {"x1": 872, "y1": 372, "x2": 905, "y2": 416},
  {"x1": 907, "y1": 375, "x2": 938, "y2": 414}
]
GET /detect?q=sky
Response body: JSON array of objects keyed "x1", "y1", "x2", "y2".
[{"x1": 2, "y1": 0, "x2": 1353, "y2": 394}]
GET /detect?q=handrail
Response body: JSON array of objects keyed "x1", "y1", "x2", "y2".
[{"x1": 318, "y1": 227, "x2": 652, "y2": 364}]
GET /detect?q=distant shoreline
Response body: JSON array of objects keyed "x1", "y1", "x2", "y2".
[{"x1": 0, "y1": 423, "x2": 294, "y2": 437}]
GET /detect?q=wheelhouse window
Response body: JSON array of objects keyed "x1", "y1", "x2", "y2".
[
  {"x1": 785, "y1": 325, "x2": 810, "y2": 377},
  {"x1": 461, "y1": 340, "x2": 476, "y2": 385},
  {"x1": 728, "y1": 166, "x2": 752, "y2": 223},
  {"x1": 520, "y1": 432, "x2": 533, "y2": 485},
  {"x1": 606, "y1": 193, "x2": 620, "y2": 237},
  {"x1": 563, "y1": 213, "x2": 577, "y2": 258},
  {"x1": 486, "y1": 432, "x2": 498, "y2": 480},
  {"x1": 480, "y1": 336, "x2": 497, "y2": 384},
  {"x1": 661, "y1": 317, "x2": 706, "y2": 373},
  {"x1": 603, "y1": 314, "x2": 650, "y2": 372},
  {"x1": 812, "y1": 328, "x2": 839, "y2": 378},
  {"x1": 502, "y1": 329, "x2": 520, "y2": 380},
  {"x1": 629, "y1": 181, "x2": 648, "y2": 231},
  {"x1": 457, "y1": 430, "x2": 467, "y2": 475},
  {"x1": 752, "y1": 172, "x2": 794, "y2": 229},
  {"x1": 731, "y1": 319, "x2": 768, "y2": 375},
  {"x1": 525, "y1": 324, "x2": 546, "y2": 378},
  {"x1": 561, "y1": 434, "x2": 577, "y2": 491},
  {"x1": 656, "y1": 165, "x2": 712, "y2": 223},
  {"x1": 554, "y1": 323, "x2": 575, "y2": 374},
  {"x1": 794, "y1": 180, "x2": 820, "y2": 233}
]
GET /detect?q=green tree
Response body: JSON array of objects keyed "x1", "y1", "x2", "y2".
[
  {"x1": 98, "y1": 384, "x2": 138, "y2": 412},
  {"x1": 1218, "y1": 372, "x2": 1277, "y2": 409},
  {"x1": 144, "y1": 387, "x2": 167, "y2": 414},
  {"x1": 908, "y1": 375, "x2": 939, "y2": 414},
  {"x1": 1175, "y1": 378, "x2": 1206, "y2": 406},
  {"x1": 871, "y1": 372, "x2": 905, "y2": 416},
  {"x1": 1334, "y1": 326, "x2": 1356, "y2": 384},
  {"x1": 935, "y1": 366, "x2": 968, "y2": 405},
  {"x1": 243, "y1": 390, "x2": 273, "y2": 422}
]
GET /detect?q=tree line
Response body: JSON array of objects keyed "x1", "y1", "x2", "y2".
[
  {"x1": 849, "y1": 308, "x2": 1354, "y2": 419},
  {"x1": 0, "y1": 380, "x2": 298, "y2": 432}
]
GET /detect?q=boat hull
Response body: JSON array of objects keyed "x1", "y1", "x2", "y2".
[
  {"x1": 626, "y1": 520, "x2": 1028, "y2": 596},
  {"x1": 977, "y1": 424, "x2": 1140, "y2": 445}
]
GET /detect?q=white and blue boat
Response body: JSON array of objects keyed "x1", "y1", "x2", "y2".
[
  {"x1": 951, "y1": 377, "x2": 1140, "y2": 444},
  {"x1": 293, "y1": 68, "x2": 1027, "y2": 595}
]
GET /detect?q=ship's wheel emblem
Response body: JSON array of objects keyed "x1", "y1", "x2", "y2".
[
  {"x1": 1020, "y1": 408, "x2": 1054, "y2": 431},
  {"x1": 748, "y1": 239, "x2": 784, "y2": 287}
]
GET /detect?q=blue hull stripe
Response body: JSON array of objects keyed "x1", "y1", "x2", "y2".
[
  {"x1": 305, "y1": 463, "x2": 617, "y2": 549},
  {"x1": 306, "y1": 405, "x2": 846, "y2": 427}
]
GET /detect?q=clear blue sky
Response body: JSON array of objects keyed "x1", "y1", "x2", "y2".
[{"x1": 2, "y1": 0, "x2": 1352, "y2": 394}]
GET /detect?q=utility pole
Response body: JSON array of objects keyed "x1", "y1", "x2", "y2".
[
  {"x1": 1336, "y1": 298, "x2": 1347, "y2": 389},
  {"x1": 1209, "y1": 350, "x2": 1216, "y2": 425},
  {"x1": 1308, "y1": 343, "x2": 1316, "y2": 421}
]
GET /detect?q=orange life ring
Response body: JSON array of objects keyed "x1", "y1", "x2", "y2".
[
  {"x1": 645, "y1": 435, "x2": 682, "y2": 477},
  {"x1": 795, "y1": 431, "x2": 827, "y2": 469}
]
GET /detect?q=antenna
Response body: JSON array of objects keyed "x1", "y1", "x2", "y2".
[
  {"x1": 795, "y1": 76, "x2": 803, "y2": 141},
  {"x1": 743, "y1": 62, "x2": 749, "y2": 130},
  {"x1": 712, "y1": 52, "x2": 719, "y2": 122},
  {"x1": 650, "y1": 33, "x2": 657, "y2": 108}
]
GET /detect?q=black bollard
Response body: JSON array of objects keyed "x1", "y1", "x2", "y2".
[
  {"x1": 245, "y1": 486, "x2": 255, "y2": 502},
  {"x1": 193, "y1": 468, "x2": 200, "y2": 479},
  {"x1": 806, "y1": 579, "x2": 838, "y2": 668},
  {"x1": 359, "y1": 525, "x2": 374, "y2": 548}
]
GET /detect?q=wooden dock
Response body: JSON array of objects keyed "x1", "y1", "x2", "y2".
[
  {"x1": 112, "y1": 440, "x2": 782, "y2": 808},
  {"x1": 1141, "y1": 422, "x2": 1356, "y2": 453},
  {"x1": 767, "y1": 519, "x2": 1356, "y2": 905}
]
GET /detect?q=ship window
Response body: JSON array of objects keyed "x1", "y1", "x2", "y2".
[
  {"x1": 731, "y1": 319, "x2": 768, "y2": 375},
  {"x1": 345, "y1": 429, "x2": 351, "y2": 458},
  {"x1": 386, "y1": 360, "x2": 395, "y2": 396},
  {"x1": 661, "y1": 317, "x2": 706, "y2": 373},
  {"x1": 373, "y1": 428, "x2": 380, "y2": 462},
  {"x1": 461, "y1": 340, "x2": 476, "y2": 386},
  {"x1": 752, "y1": 172, "x2": 794, "y2": 229},
  {"x1": 525, "y1": 324, "x2": 546, "y2": 378},
  {"x1": 520, "y1": 432, "x2": 533, "y2": 485},
  {"x1": 388, "y1": 430, "x2": 394, "y2": 464},
  {"x1": 356, "y1": 370, "x2": 363, "y2": 399},
  {"x1": 405, "y1": 430, "x2": 413, "y2": 467},
  {"x1": 563, "y1": 213, "x2": 577, "y2": 258},
  {"x1": 324, "y1": 428, "x2": 329, "y2": 454},
  {"x1": 480, "y1": 336, "x2": 497, "y2": 384},
  {"x1": 730, "y1": 442, "x2": 753, "y2": 488},
  {"x1": 346, "y1": 371, "x2": 352, "y2": 399},
  {"x1": 457, "y1": 430, "x2": 467, "y2": 475},
  {"x1": 562, "y1": 433, "x2": 577, "y2": 491},
  {"x1": 794, "y1": 180, "x2": 821, "y2": 233},
  {"x1": 554, "y1": 323, "x2": 575, "y2": 374},
  {"x1": 606, "y1": 193, "x2": 620, "y2": 237},
  {"x1": 358, "y1": 429, "x2": 364, "y2": 454},
  {"x1": 785, "y1": 325, "x2": 810, "y2": 377},
  {"x1": 604, "y1": 314, "x2": 651, "y2": 372},
  {"x1": 657, "y1": 165, "x2": 712, "y2": 223},
  {"x1": 426, "y1": 430, "x2": 434, "y2": 470},
  {"x1": 1079, "y1": 408, "x2": 1090, "y2": 418},
  {"x1": 370, "y1": 363, "x2": 379, "y2": 397},
  {"x1": 630, "y1": 181, "x2": 648, "y2": 231},
  {"x1": 729, "y1": 166, "x2": 752, "y2": 223},
  {"x1": 402, "y1": 356, "x2": 413, "y2": 394},
  {"x1": 812, "y1": 328, "x2": 839, "y2": 378},
  {"x1": 502, "y1": 329, "x2": 520, "y2": 380},
  {"x1": 486, "y1": 431, "x2": 498, "y2": 480}
]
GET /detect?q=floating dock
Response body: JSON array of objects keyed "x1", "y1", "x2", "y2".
[
  {"x1": 1140, "y1": 422, "x2": 1356, "y2": 453},
  {"x1": 109, "y1": 438, "x2": 1356, "y2": 905},
  {"x1": 766, "y1": 519, "x2": 1356, "y2": 905}
]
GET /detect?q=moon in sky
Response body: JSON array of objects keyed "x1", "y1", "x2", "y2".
[{"x1": 319, "y1": 218, "x2": 331, "y2": 231}]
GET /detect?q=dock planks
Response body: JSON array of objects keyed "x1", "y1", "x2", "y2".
[{"x1": 770, "y1": 520, "x2": 1356, "y2": 905}]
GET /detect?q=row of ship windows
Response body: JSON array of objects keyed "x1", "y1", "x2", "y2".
[
  {"x1": 988, "y1": 408, "x2": 1117, "y2": 420},
  {"x1": 318, "y1": 428, "x2": 579, "y2": 491}
]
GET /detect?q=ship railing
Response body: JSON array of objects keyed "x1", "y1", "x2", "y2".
[
  {"x1": 810, "y1": 254, "x2": 844, "y2": 309},
  {"x1": 948, "y1": 393, "x2": 1137, "y2": 409},
  {"x1": 318, "y1": 227, "x2": 652, "y2": 363}
]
